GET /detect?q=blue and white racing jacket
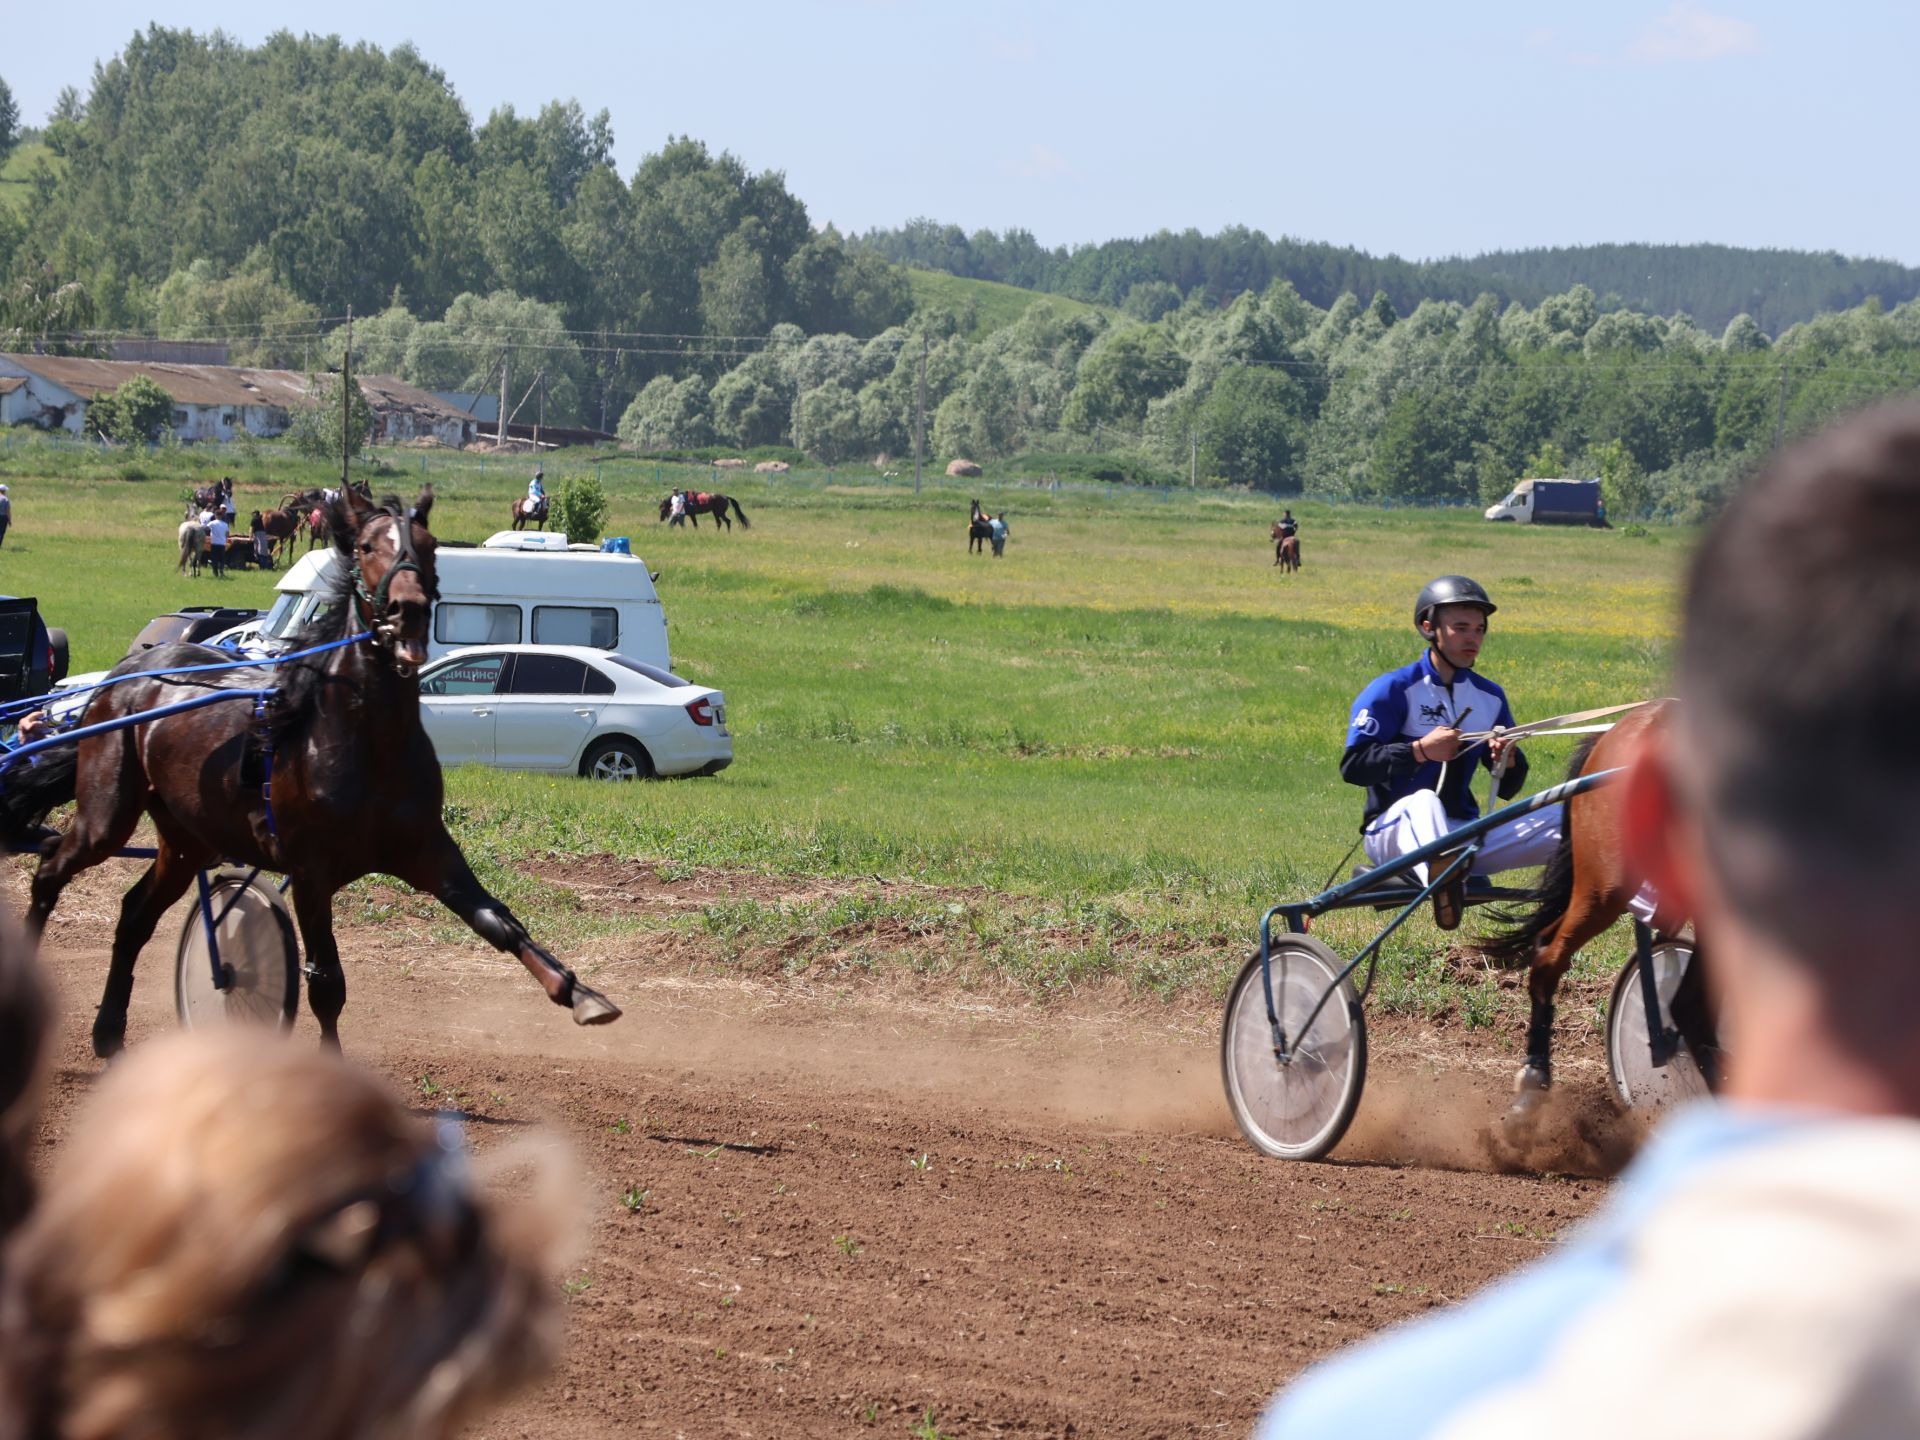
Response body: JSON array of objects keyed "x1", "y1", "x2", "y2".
[{"x1": 1341, "y1": 652, "x2": 1529, "y2": 828}]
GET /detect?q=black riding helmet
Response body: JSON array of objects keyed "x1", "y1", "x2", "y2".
[{"x1": 1414, "y1": 575, "x2": 1497, "y2": 634}]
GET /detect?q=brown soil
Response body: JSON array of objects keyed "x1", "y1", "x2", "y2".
[{"x1": 16, "y1": 858, "x2": 1630, "y2": 1439}]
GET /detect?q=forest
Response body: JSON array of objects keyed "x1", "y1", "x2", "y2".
[{"x1": 3, "y1": 30, "x2": 1920, "y2": 519}]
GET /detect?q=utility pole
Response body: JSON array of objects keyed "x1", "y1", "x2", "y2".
[
  {"x1": 534, "y1": 371, "x2": 545, "y2": 454},
  {"x1": 1190, "y1": 432, "x2": 1197, "y2": 488},
  {"x1": 497, "y1": 349, "x2": 511, "y2": 451},
  {"x1": 1774, "y1": 362, "x2": 1789, "y2": 451},
  {"x1": 340, "y1": 305, "x2": 353, "y2": 490},
  {"x1": 913, "y1": 333, "x2": 927, "y2": 494}
]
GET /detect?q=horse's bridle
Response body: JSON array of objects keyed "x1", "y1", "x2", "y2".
[{"x1": 351, "y1": 505, "x2": 436, "y2": 670}]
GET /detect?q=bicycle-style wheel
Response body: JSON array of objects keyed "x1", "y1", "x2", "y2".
[
  {"x1": 175, "y1": 869, "x2": 300, "y2": 1031},
  {"x1": 1606, "y1": 940, "x2": 1709, "y2": 1111},
  {"x1": 1221, "y1": 935, "x2": 1367, "y2": 1161}
]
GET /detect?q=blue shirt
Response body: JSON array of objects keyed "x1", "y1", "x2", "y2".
[
  {"x1": 1341, "y1": 652, "x2": 1524, "y2": 824},
  {"x1": 1256, "y1": 1104, "x2": 1809, "y2": 1439}
]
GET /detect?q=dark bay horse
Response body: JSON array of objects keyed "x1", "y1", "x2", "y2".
[
  {"x1": 511, "y1": 496, "x2": 549, "y2": 531},
  {"x1": 25, "y1": 485, "x2": 621, "y2": 1056},
  {"x1": 251, "y1": 506, "x2": 303, "y2": 564},
  {"x1": 659, "y1": 491, "x2": 750, "y2": 531},
  {"x1": 1271, "y1": 524, "x2": 1301, "y2": 573},
  {"x1": 968, "y1": 499, "x2": 993, "y2": 555},
  {"x1": 1480, "y1": 699, "x2": 1718, "y2": 1097}
]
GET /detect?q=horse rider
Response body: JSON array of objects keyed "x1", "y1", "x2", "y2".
[
  {"x1": 1278, "y1": 509, "x2": 1298, "y2": 541},
  {"x1": 1343, "y1": 576, "x2": 1659, "y2": 930},
  {"x1": 527, "y1": 468, "x2": 547, "y2": 517}
]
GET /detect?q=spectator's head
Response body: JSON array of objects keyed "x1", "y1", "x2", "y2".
[
  {"x1": 1630, "y1": 402, "x2": 1920, "y2": 1103},
  {"x1": 0, "y1": 1032, "x2": 560, "y2": 1440},
  {"x1": 0, "y1": 901, "x2": 47, "y2": 1243}
]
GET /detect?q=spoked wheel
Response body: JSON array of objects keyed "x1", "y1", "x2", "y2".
[
  {"x1": 1221, "y1": 935, "x2": 1367, "y2": 1162},
  {"x1": 1606, "y1": 939, "x2": 1710, "y2": 1111},
  {"x1": 175, "y1": 869, "x2": 300, "y2": 1032}
]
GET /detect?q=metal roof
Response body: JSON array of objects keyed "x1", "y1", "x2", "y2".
[{"x1": 0, "y1": 356, "x2": 475, "y2": 425}]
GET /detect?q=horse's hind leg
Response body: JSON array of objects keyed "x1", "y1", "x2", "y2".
[
  {"x1": 399, "y1": 840, "x2": 620, "y2": 1025},
  {"x1": 89, "y1": 840, "x2": 203, "y2": 1057},
  {"x1": 1517, "y1": 896, "x2": 1614, "y2": 1096}
]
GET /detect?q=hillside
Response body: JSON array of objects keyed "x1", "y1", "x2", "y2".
[
  {"x1": 0, "y1": 140, "x2": 55, "y2": 218},
  {"x1": 857, "y1": 221, "x2": 1920, "y2": 336},
  {"x1": 903, "y1": 267, "x2": 1108, "y2": 339}
]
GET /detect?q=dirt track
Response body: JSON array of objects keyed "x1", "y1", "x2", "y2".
[{"x1": 20, "y1": 859, "x2": 1632, "y2": 1438}]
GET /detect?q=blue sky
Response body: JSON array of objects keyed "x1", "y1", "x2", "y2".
[{"x1": 6, "y1": 1, "x2": 1910, "y2": 263}]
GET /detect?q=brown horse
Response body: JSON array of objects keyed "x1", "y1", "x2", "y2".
[
  {"x1": 1480, "y1": 699, "x2": 1718, "y2": 1097},
  {"x1": 1271, "y1": 524, "x2": 1301, "y2": 573},
  {"x1": 659, "y1": 491, "x2": 750, "y2": 531},
  {"x1": 25, "y1": 485, "x2": 621, "y2": 1057},
  {"x1": 250, "y1": 506, "x2": 304, "y2": 564},
  {"x1": 511, "y1": 496, "x2": 549, "y2": 531}
]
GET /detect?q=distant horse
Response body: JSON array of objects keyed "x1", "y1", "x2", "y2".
[
  {"x1": 177, "y1": 509, "x2": 207, "y2": 577},
  {"x1": 659, "y1": 491, "x2": 750, "y2": 531},
  {"x1": 250, "y1": 506, "x2": 303, "y2": 565},
  {"x1": 1479, "y1": 699, "x2": 1718, "y2": 1097},
  {"x1": 1272, "y1": 524, "x2": 1301, "y2": 573},
  {"x1": 27, "y1": 484, "x2": 622, "y2": 1058},
  {"x1": 306, "y1": 506, "x2": 329, "y2": 551},
  {"x1": 511, "y1": 496, "x2": 549, "y2": 531},
  {"x1": 968, "y1": 499, "x2": 994, "y2": 555}
]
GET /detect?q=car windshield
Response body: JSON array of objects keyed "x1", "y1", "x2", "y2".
[
  {"x1": 609, "y1": 656, "x2": 691, "y2": 687},
  {"x1": 259, "y1": 592, "x2": 308, "y2": 640}
]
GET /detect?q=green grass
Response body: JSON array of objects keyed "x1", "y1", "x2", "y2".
[
  {"x1": 0, "y1": 436, "x2": 1691, "y2": 1004},
  {"x1": 902, "y1": 268, "x2": 1109, "y2": 340},
  {"x1": 0, "y1": 141, "x2": 57, "y2": 217}
]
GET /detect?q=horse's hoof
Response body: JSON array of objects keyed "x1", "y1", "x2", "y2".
[
  {"x1": 91, "y1": 1026, "x2": 126, "y2": 1061},
  {"x1": 570, "y1": 984, "x2": 622, "y2": 1025},
  {"x1": 1512, "y1": 1064, "x2": 1551, "y2": 1097}
]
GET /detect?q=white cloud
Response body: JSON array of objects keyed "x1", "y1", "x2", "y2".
[
  {"x1": 1004, "y1": 144, "x2": 1069, "y2": 181},
  {"x1": 1628, "y1": 2, "x2": 1760, "y2": 63}
]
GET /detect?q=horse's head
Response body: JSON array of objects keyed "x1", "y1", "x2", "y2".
[
  {"x1": 337, "y1": 484, "x2": 439, "y2": 675},
  {"x1": 658, "y1": 496, "x2": 671, "y2": 522}
]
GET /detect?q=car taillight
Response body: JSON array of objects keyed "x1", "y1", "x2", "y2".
[{"x1": 685, "y1": 697, "x2": 715, "y2": 727}]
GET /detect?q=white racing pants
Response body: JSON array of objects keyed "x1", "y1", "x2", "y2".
[{"x1": 1362, "y1": 790, "x2": 1658, "y2": 924}]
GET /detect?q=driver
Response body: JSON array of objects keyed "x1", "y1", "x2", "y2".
[{"x1": 1341, "y1": 577, "x2": 1540, "y2": 929}]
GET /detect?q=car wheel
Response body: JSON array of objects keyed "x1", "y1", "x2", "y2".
[
  {"x1": 582, "y1": 736, "x2": 652, "y2": 782},
  {"x1": 46, "y1": 628, "x2": 69, "y2": 684}
]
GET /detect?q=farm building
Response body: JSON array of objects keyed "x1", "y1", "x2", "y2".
[{"x1": 0, "y1": 355, "x2": 477, "y2": 447}]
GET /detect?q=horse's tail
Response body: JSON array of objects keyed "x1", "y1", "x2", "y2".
[
  {"x1": 0, "y1": 746, "x2": 75, "y2": 855},
  {"x1": 730, "y1": 496, "x2": 750, "y2": 528},
  {"x1": 1477, "y1": 732, "x2": 1601, "y2": 967}
]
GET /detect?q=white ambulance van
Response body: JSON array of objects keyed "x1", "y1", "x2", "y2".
[{"x1": 221, "y1": 533, "x2": 670, "y2": 667}]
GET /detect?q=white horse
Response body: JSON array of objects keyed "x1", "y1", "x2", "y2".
[{"x1": 177, "y1": 508, "x2": 207, "y2": 577}]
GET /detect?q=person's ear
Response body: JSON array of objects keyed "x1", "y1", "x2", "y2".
[{"x1": 1623, "y1": 722, "x2": 1698, "y2": 932}]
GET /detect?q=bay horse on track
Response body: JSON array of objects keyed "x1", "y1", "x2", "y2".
[
  {"x1": 511, "y1": 495, "x2": 549, "y2": 531},
  {"x1": 1271, "y1": 525, "x2": 1301, "y2": 573},
  {"x1": 968, "y1": 499, "x2": 994, "y2": 555},
  {"x1": 1479, "y1": 699, "x2": 1719, "y2": 1097},
  {"x1": 25, "y1": 484, "x2": 621, "y2": 1057},
  {"x1": 658, "y1": 491, "x2": 750, "y2": 531}
]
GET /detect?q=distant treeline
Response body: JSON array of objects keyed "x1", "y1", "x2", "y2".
[{"x1": 851, "y1": 221, "x2": 1920, "y2": 337}]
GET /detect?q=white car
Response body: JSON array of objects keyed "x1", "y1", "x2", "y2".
[{"x1": 417, "y1": 645, "x2": 731, "y2": 780}]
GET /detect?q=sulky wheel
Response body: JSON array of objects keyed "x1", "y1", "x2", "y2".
[
  {"x1": 1221, "y1": 934, "x2": 1367, "y2": 1162},
  {"x1": 1606, "y1": 939, "x2": 1710, "y2": 1111},
  {"x1": 175, "y1": 869, "x2": 300, "y2": 1032}
]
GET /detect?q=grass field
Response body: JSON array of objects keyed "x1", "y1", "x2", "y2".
[
  {"x1": 0, "y1": 141, "x2": 56, "y2": 217},
  {"x1": 0, "y1": 437, "x2": 1692, "y2": 1015},
  {"x1": 901, "y1": 268, "x2": 1111, "y2": 340}
]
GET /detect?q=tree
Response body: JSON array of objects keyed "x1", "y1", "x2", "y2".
[
  {"x1": 1196, "y1": 367, "x2": 1309, "y2": 490},
  {"x1": 617, "y1": 375, "x2": 713, "y2": 450},
  {"x1": 287, "y1": 374, "x2": 373, "y2": 464},
  {"x1": 0, "y1": 76, "x2": 18, "y2": 166},
  {"x1": 84, "y1": 375, "x2": 173, "y2": 443},
  {"x1": 792, "y1": 381, "x2": 862, "y2": 463},
  {"x1": 1589, "y1": 437, "x2": 1652, "y2": 521},
  {"x1": 0, "y1": 268, "x2": 99, "y2": 355}
]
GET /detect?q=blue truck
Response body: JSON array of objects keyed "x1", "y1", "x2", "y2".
[{"x1": 1483, "y1": 477, "x2": 1606, "y2": 526}]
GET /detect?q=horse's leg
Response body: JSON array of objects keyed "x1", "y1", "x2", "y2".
[
  {"x1": 1516, "y1": 892, "x2": 1616, "y2": 1095},
  {"x1": 90, "y1": 839, "x2": 204, "y2": 1057},
  {"x1": 396, "y1": 840, "x2": 620, "y2": 1024},
  {"x1": 288, "y1": 881, "x2": 349, "y2": 1050},
  {"x1": 1667, "y1": 941, "x2": 1721, "y2": 1090}
]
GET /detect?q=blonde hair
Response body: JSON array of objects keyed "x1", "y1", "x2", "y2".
[{"x1": 0, "y1": 1032, "x2": 560, "y2": 1440}]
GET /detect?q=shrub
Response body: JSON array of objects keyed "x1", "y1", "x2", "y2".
[
  {"x1": 552, "y1": 472, "x2": 609, "y2": 544},
  {"x1": 84, "y1": 375, "x2": 174, "y2": 444},
  {"x1": 286, "y1": 374, "x2": 372, "y2": 463}
]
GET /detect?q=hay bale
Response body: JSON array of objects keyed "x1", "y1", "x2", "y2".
[
  {"x1": 754, "y1": 460, "x2": 791, "y2": 474},
  {"x1": 946, "y1": 458, "x2": 982, "y2": 478},
  {"x1": 714, "y1": 457, "x2": 748, "y2": 469}
]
